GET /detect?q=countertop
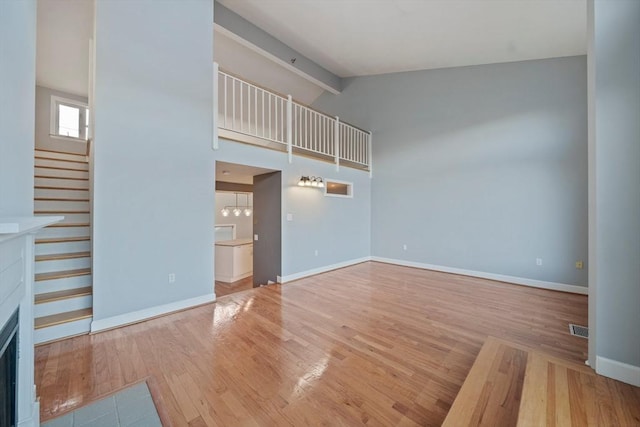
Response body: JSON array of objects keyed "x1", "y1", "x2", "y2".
[{"x1": 215, "y1": 238, "x2": 253, "y2": 247}]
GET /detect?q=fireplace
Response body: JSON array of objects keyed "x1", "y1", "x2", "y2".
[
  {"x1": 0, "y1": 217, "x2": 60, "y2": 426},
  {"x1": 0, "y1": 309, "x2": 18, "y2": 426}
]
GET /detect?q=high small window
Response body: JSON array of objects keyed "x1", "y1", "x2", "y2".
[
  {"x1": 324, "y1": 179, "x2": 353, "y2": 198},
  {"x1": 50, "y1": 96, "x2": 89, "y2": 140}
]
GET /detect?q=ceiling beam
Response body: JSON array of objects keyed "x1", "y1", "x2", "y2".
[
  {"x1": 214, "y1": 1, "x2": 342, "y2": 94},
  {"x1": 216, "y1": 181, "x2": 253, "y2": 192}
]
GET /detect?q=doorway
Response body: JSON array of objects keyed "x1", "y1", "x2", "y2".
[{"x1": 214, "y1": 161, "x2": 282, "y2": 297}]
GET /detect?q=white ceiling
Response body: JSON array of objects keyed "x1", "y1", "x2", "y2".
[
  {"x1": 37, "y1": 0, "x2": 93, "y2": 97},
  {"x1": 214, "y1": 28, "x2": 324, "y2": 104},
  {"x1": 34, "y1": 0, "x2": 321, "y2": 102},
  {"x1": 35, "y1": 0, "x2": 587, "y2": 102},
  {"x1": 218, "y1": 0, "x2": 587, "y2": 77},
  {"x1": 216, "y1": 161, "x2": 276, "y2": 185}
]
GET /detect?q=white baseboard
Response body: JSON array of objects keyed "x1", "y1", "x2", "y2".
[
  {"x1": 596, "y1": 356, "x2": 640, "y2": 387},
  {"x1": 90, "y1": 293, "x2": 216, "y2": 333},
  {"x1": 280, "y1": 257, "x2": 371, "y2": 283},
  {"x1": 371, "y1": 257, "x2": 588, "y2": 295}
]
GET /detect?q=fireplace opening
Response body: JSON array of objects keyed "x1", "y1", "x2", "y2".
[{"x1": 0, "y1": 309, "x2": 19, "y2": 427}]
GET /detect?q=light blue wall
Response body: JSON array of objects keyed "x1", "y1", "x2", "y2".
[
  {"x1": 0, "y1": 0, "x2": 36, "y2": 217},
  {"x1": 314, "y1": 56, "x2": 588, "y2": 287},
  {"x1": 590, "y1": 0, "x2": 640, "y2": 372},
  {"x1": 92, "y1": 0, "x2": 215, "y2": 320},
  {"x1": 215, "y1": 140, "x2": 371, "y2": 277}
]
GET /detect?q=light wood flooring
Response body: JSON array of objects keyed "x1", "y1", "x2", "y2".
[
  {"x1": 443, "y1": 336, "x2": 640, "y2": 426},
  {"x1": 35, "y1": 262, "x2": 639, "y2": 426},
  {"x1": 214, "y1": 276, "x2": 254, "y2": 297},
  {"x1": 442, "y1": 337, "x2": 527, "y2": 426}
]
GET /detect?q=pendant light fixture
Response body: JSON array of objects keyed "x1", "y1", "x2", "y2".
[
  {"x1": 220, "y1": 192, "x2": 252, "y2": 217},
  {"x1": 243, "y1": 193, "x2": 252, "y2": 216},
  {"x1": 233, "y1": 193, "x2": 241, "y2": 216}
]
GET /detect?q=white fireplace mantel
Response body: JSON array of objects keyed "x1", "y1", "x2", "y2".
[
  {"x1": 0, "y1": 217, "x2": 64, "y2": 241},
  {"x1": 1, "y1": 215, "x2": 62, "y2": 427}
]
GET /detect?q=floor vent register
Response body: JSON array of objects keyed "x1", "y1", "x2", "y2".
[{"x1": 569, "y1": 324, "x2": 589, "y2": 339}]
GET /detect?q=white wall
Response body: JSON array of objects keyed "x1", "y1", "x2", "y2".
[
  {"x1": 92, "y1": 0, "x2": 215, "y2": 322},
  {"x1": 0, "y1": 2, "x2": 40, "y2": 426},
  {"x1": 215, "y1": 140, "x2": 371, "y2": 278},
  {"x1": 215, "y1": 192, "x2": 253, "y2": 240},
  {"x1": 0, "y1": 0, "x2": 36, "y2": 217},
  {"x1": 589, "y1": 0, "x2": 640, "y2": 385}
]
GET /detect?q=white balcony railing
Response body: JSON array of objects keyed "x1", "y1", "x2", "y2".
[{"x1": 215, "y1": 66, "x2": 371, "y2": 171}]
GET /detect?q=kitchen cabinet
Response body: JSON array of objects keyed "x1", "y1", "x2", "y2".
[{"x1": 215, "y1": 239, "x2": 253, "y2": 283}]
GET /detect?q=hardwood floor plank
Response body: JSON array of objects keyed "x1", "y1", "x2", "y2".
[
  {"x1": 442, "y1": 337, "x2": 500, "y2": 426},
  {"x1": 442, "y1": 337, "x2": 527, "y2": 427},
  {"x1": 215, "y1": 276, "x2": 254, "y2": 297},
  {"x1": 35, "y1": 262, "x2": 638, "y2": 426},
  {"x1": 554, "y1": 361, "x2": 572, "y2": 426},
  {"x1": 517, "y1": 348, "x2": 640, "y2": 426},
  {"x1": 518, "y1": 352, "x2": 549, "y2": 426}
]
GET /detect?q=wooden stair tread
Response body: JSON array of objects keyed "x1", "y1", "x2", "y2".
[
  {"x1": 35, "y1": 175, "x2": 89, "y2": 181},
  {"x1": 34, "y1": 165, "x2": 88, "y2": 172},
  {"x1": 35, "y1": 155, "x2": 88, "y2": 165},
  {"x1": 35, "y1": 251, "x2": 91, "y2": 261},
  {"x1": 35, "y1": 236, "x2": 90, "y2": 244},
  {"x1": 35, "y1": 268, "x2": 91, "y2": 282},
  {"x1": 35, "y1": 308, "x2": 92, "y2": 329},
  {"x1": 35, "y1": 186, "x2": 88, "y2": 191},
  {"x1": 35, "y1": 286, "x2": 92, "y2": 304},
  {"x1": 442, "y1": 337, "x2": 527, "y2": 427},
  {"x1": 35, "y1": 197, "x2": 90, "y2": 202},
  {"x1": 34, "y1": 148, "x2": 87, "y2": 156},
  {"x1": 34, "y1": 210, "x2": 90, "y2": 214},
  {"x1": 46, "y1": 223, "x2": 90, "y2": 228}
]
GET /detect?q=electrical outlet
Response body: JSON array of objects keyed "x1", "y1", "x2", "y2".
[
  {"x1": 403, "y1": 244, "x2": 408, "y2": 251},
  {"x1": 575, "y1": 261, "x2": 584, "y2": 269},
  {"x1": 314, "y1": 249, "x2": 319, "y2": 256},
  {"x1": 168, "y1": 273, "x2": 176, "y2": 283},
  {"x1": 536, "y1": 258, "x2": 543, "y2": 266}
]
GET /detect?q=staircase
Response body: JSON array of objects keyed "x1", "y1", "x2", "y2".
[{"x1": 33, "y1": 148, "x2": 93, "y2": 344}]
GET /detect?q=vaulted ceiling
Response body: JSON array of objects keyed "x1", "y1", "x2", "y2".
[
  {"x1": 218, "y1": 0, "x2": 587, "y2": 77},
  {"x1": 36, "y1": 0, "x2": 94, "y2": 96},
  {"x1": 36, "y1": 0, "x2": 587, "y2": 103}
]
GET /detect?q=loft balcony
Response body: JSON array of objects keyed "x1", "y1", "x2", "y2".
[{"x1": 214, "y1": 65, "x2": 372, "y2": 173}]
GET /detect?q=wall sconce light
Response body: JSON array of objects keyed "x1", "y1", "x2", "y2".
[
  {"x1": 298, "y1": 176, "x2": 324, "y2": 188},
  {"x1": 221, "y1": 193, "x2": 252, "y2": 217}
]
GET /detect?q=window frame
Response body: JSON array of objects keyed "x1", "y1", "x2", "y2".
[
  {"x1": 49, "y1": 95, "x2": 89, "y2": 141},
  {"x1": 323, "y1": 179, "x2": 354, "y2": 198}
]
